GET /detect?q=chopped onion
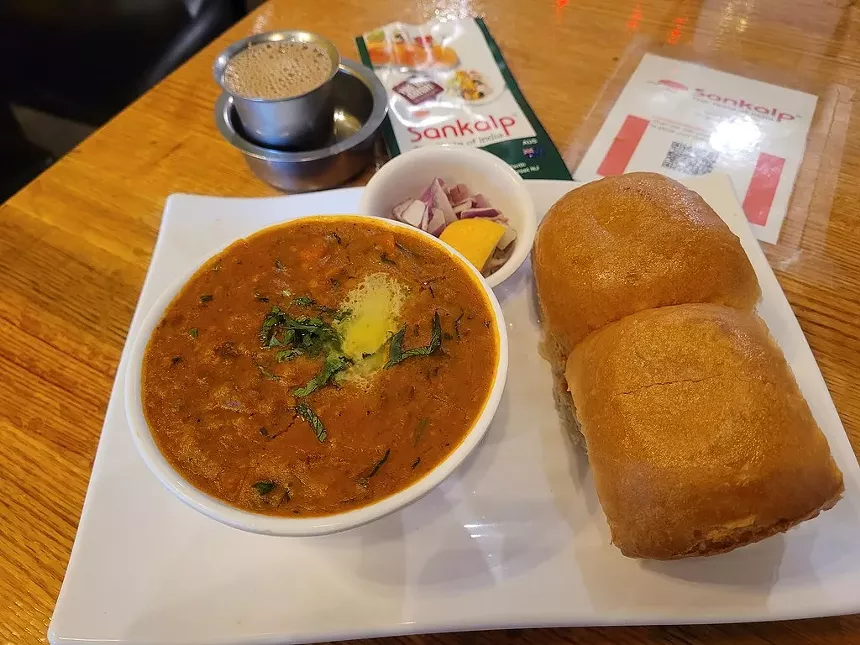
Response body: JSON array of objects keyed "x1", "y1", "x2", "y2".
[
  {"x1": 497, "y1": 226, "x2": 517, "y2": 250},
  {"x1": 484, "y1": 254, "x2": 508, "y2": 274},
  {"x1": 460, "y1": 207, "x2": 501, "y2": 219},
  {"x1": 452, "y1": 199, "x2": 473, "y2": 214},
  {"x1": 472, "y1": 193, "x2": 490, "y2": 209},
  {"x1": 430, "y1": 178, "x2": 457, "y2": 225},
  {"x1": 427, "y1": 207, "x2": 446, "y2": 236},
  {"x1": 419, "y1": 183, "x2": 434, "y2": 206},
  {"x1": 448, "y1": 183, "x2": 471, "y2": 204},
  {"x1": 401, "y1": 200, "x2": 428, "y2": 229},
  {"x1": 392, "y1": 198, "x2": 415, "y2": 221},
  {"x1": 389, "y1": 178, "x2": 517, "y2": 277}
]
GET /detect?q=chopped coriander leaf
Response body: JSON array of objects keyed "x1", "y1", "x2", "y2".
[
  {"x1": 358, "y1": 449, "x2": 391, "y2": 487},
  {"x1": 261, "y1": 307, "x2": 337, "y2": 347},
  {"x1": 293, "y1": 295, "x2": 316, "y2": 307},
  {"x1": 454, "y1": 311, "x2": 464, "y2": 339},
  {"x1": 386, "y1": 328, "x2": 406, "y2": 366},
  {"x1": 386, "y1": 329, "x2": 406, "y2": 366},
  {"x1": 314, "y1": 304, "x2": 337, "y2": 316},
  {"x1": 275, "y1": 348, "x2": 302, "y2": 362},
  {"x1": 294, "y1": 355, "x2": 350, "y2": 397},
  {"x1": 367, "y1": 449, "x2": 390, "y2": 478},
  {"x1": 314, "y1": 304, "x2": 352, "y2": 322},
  {"x1": 385, "y1": 312, "x2": 442, "y2": 368},
  {"x1": 188, "y1": 328, "x2": 199, "y2": 339},
  {"x1": 257, "y1": 364, "x2": 280, "y2": 380},
  {"x1": 253, "y1": 481, "x2": 275, "y2": 495},
  {"x1": 254, "y1": 291, "x2": 270, "y2": 302},
  {"x1": 259, "y1": 305, "x2": 283, "y2": 346},
  {"x1": 200, "y1": 294, "x2": 214, "y2": 303},
  {"x1": 395, "y1": 240, "x2": 418, "y2": 256},
  {"x1": 267, "y1": 313, "x2": 339, "y2": 355},
  {"x1": 296, "y1": 403, "x2": 326, "y2": 442}
]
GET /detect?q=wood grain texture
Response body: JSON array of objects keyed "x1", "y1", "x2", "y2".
[{"x1": 1, "y1": 0, "x2": 859, "y2": 642}]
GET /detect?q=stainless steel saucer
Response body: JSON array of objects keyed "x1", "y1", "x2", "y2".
[{"x1": 215, "y1": 59, "x2": 388, "y2": 193}]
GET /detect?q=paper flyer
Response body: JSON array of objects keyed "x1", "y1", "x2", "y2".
[
  {"x1": 575, "y1": 53, "x2": 818, "y2": 244},
  {"x1": 356, "y1": 19, "x2": 571, "y2": 181}
]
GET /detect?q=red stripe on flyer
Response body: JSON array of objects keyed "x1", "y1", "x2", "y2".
[
  {"x1": 597, "y1": 115, "x2": 650, "y2": 176},
  {"x1": 742, "y1": 153, "x2": 785, "y2": 226}
]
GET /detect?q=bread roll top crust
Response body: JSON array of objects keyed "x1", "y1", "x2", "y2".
[
  {"x1": 567, "y1": 304, "x2": 844, "y2": 559},
  {"x1": 533, "y1": 172, "x2": 760, "y2": 354}
]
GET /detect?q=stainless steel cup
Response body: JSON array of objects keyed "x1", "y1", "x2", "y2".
[
  {"x1": 213, "y1": 30, "x2": 340, "y2": 149},
  {"x1": 215, "y1": 59, "x2": 388, "y2": 193}
]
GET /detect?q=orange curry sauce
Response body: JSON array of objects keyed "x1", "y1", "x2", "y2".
[{"x1": 141, "y1": 217, "x2": 498, "y2": 517}]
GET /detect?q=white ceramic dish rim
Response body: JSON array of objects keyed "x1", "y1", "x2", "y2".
[
  {"x1": 123, "y1": 212, "x2": 509, "y2": 537},
  {"x1": 358, "y1": 146, "x2": 537, "y2": 289}
]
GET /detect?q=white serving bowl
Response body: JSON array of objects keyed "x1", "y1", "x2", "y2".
[
  {"x1": 124, "y1": 213, "x2": 508, "y2": 537},
  {"x1": 359, "y1": 146, "x2": 536, "y2": 288}
]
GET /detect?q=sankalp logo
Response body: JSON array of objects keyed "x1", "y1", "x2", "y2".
[
  {"x1": 656, "y1": 79, "x2": 688, "y2": 91},
  {"x1": 650, "y1": 78, "x2": 798, "y2": 123}
]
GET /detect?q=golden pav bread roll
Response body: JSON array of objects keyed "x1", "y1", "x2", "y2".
[
  {"x1": 566, "y1": 303, "x2": 844, "y2": 559},
  {"x1": 533, "y1": 172, "x2": 760, "y2": 355}
]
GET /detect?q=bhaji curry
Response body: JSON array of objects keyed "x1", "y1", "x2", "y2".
[{"x1": 141, "y1": 216, "x2": 499, "y2": 517}]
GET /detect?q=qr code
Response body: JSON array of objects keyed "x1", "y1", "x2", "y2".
[{"x1": 661, "y1": 141, "x2": 718, "y2": 176}]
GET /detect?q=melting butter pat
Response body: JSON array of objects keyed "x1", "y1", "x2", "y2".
[
  {"x1": 439, "y1": 219, "x2": 506, "y2": 271},
  {"x1": 336, "y1": 273, "x2": 405, "y2": 363}
]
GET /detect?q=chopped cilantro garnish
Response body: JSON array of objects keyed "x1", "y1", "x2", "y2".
[
  {"x1": 293, "y1": 355, "x2": 351, "y2": 397},
  {"x1": 253, "y1": 481, "x2": 275, "y2": 495},
  {"x1": 385, "y1": 312, "x2": 442, "y2": 368},
  {"x1": 296, "y1": 403, "x2": 326, "y2": 442}
]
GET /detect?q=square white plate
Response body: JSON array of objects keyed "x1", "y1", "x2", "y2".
[{"x1": 50, "y1": 176, "x2": 860, "y2": 645}]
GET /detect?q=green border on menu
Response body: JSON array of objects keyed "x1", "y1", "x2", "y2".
[
  {"x1": 475, "y1": 18, "x2": 571, "y2": 180},
  {"x1": 357, "y1": 19, "x2": 571, "y2": 180}
]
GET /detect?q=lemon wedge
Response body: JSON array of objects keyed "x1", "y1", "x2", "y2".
[{"x1": 440, "y1": 218, "x2": 506, "y2": 272}]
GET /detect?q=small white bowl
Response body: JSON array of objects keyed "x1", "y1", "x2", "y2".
[
  {"x1": 124, "y1": 213, "x2": 508, "y2": 537},
  {"x1": 359, "y1": 146, "x2": 536, "y2": 288}
]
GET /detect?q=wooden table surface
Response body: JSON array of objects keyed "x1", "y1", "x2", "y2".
[{"x1": 2, "y1": 0, "x2": 859, "y2": 642}]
